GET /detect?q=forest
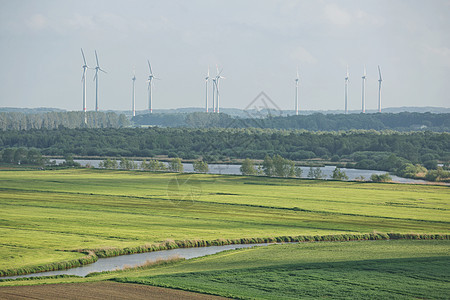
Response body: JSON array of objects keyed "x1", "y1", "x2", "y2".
[
  {"x1": 0, "y1": 127, "x2": 448, "y2": 174},
  {"x1": 133, "y1": 112, "x2": 450, "y2": 132},
  {"x1": 0, "y1": 111, "x2": 129, "y2": 130}
]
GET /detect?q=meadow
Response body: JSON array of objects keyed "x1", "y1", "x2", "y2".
[
  {"x1": 113, "y1": 240, "x2": 450, "y2": 299},
  {"x1": 0, "y1": 168, "x2": 448, "y2": 274}
]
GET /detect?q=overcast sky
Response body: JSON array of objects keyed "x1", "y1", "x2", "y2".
[{"x1": 0, "y1": 0, "x2": 449, "y2": 112}]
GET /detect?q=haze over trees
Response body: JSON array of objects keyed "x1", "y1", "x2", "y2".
[
  {"x1": 0, "y1": 111, "x2": 129, "y2": 130},
  {"x1": 132, "y1": 112, "x2": 450, "y2": 132}
]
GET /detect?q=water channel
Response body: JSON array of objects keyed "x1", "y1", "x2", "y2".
[{"x1": 2, "y1": 244, "x2": 270, "y2": 280}]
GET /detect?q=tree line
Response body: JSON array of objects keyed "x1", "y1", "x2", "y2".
[
  {"x1": 0, "y1": 111, "x2": 129, "y2": 130},
  {"x1": 132, "y1": 112, "x2": 450, "y2": 132},
  {"x1": 1, "y1": 127, "x2": 448, "y2": 175}
]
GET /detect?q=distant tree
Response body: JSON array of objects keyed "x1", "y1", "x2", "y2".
[
  {"x1": 331, "y1": 167, "x2": 348, "y2": 180},
  {"x1": 240, "y1": 158, "x2": 257, "y2": 175},
  {"x1": 13, "y1": 148, "x2": 27, "y2": 164},
  {"x1": 262, "y1": 155, "x2": 274, "y2": 176},
  {"x1": 370, "y1": 173, "x2": 392, "y2": 182},
  {"x1": 141, "y1": 159, "x2": 166, "y2": 171},
  {"x1": 295, "y1": 166, "x2": 303, "y2": 178},
  {"x1": 99, "y1": 158, "x2": 118, "y2": 169},
  {"x1": 272, "y1": 155, "x2": 295, "y2": 177},
  {"x1": 308, "y1": 167, "x2": 325, "y2": 179},
  {"x1": 26, "y1": 149, "x2": 43, "y2": 165},
  {"x1": 168, "y1": 158, "x2": 183, "y2": 172},
  {"x1": 1, "y1": 148, "x2": 15, "y2": 163},
  {"x1": 120, "y1": 158, "x2": 137, "y2": 170},
  {"x1": 424, "y1": 167, "x2": 450, "y2": 182},
  {"x1": 60, "y1": 154, "x2": 81, "y2": 167},
  {"x1": 423, "y1": 160, "x2": 438, "y2": 170},
  {"x1": 193, "y1": 160, "x2": 209, "y2": 173}
]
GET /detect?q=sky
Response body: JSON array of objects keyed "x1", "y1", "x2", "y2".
[{"x1": 0, "y1": 0, "x2": 449, "y2": 112}]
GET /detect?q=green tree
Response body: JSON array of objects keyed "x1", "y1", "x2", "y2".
[
  {"x1": 168, "y1": 158, "x2": 183, "y2": 172},
  {"x1": 308, "y1": 167, "x2": 324, "y2": 179},
  {"x1": 295, "y1": 166, "x2": 303, "y2": 178},
  {"x1": 331, "y1": 167, "x2": 348, "y2": 180},
  {"x1": 1, "y1": 148, "x2": 15, "y2": 163},
  {"x1": 13, "y1": 148, "x2": 27, "y2": 164},
  {"x1": 240, "y1": 158, "x2": 257, "y2": 175},
  {"x1": 262, "y1": 155, "x2": 274, "y2": 176},
  {"x1": 26, "y1": 149, "x2": 43, "y2": 165},
  {"x1": 193, "y1": 160, "x2": 209, "y2": 173}
]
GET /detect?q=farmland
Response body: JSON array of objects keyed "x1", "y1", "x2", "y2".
[{"x1": 0, "y1": 168, "x2": 449, "y2": 298}]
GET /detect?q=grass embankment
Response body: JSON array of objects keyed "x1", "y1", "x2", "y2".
[{"x1": 0, "y1": 169, "x2": 448, "y2": 275}]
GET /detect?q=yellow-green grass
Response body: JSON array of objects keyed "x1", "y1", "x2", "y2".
[
  {"x1": 113, "y1": 240, "x2": 450, "y2": 299},
  {"x1": 0, "y1": 169, "x2": 448, "y2": 273}
]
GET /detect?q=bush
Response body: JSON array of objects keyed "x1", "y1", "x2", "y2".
[{"x1": 370, "y1": 173, "x2": 392, "y2": 182}]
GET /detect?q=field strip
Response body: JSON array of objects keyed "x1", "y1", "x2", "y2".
[{"x1": 1, "y1": 188, "x2": 448, "y2": 224}]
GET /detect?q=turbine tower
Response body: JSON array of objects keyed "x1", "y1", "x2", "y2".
[
  {"x1": 212, "y1": 77, "x2": 216, "y2": 113},
  {"x1": 214, "y1": 66, "x2": 225, "y2": 114},
  {"x1": 93, "y1": 50, "x2": 107, "y2": 112},
  {"x1": 377, "y1": 65, "x2": 383, "y2": 113},
  {"x1": 361, "y1": 66, "x2": 366, "y2": 113},
  {"x1": 80, "y1": 48, "x2": 89, "y2": 124},
  {"x1": 147, "y1": 60, "x2": 159, "y2": 113},
  {"x1": 205, "y1": 68, "x2": 210, "y2": 112},
  {"x1": 345, "y1": 65, "x2": 349, "y2": 114},
  {"x1": 295, "y1": 68, "x2": 299, "y2": 115},
  {"x1": 132, "y1": 69, "x2": 136, "y2": 117}
]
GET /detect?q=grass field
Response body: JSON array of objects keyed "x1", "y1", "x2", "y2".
[
  {"x1": 113, "y1": 240, "x2": 450, "y2": 299},
  {"x1": 0, "y1": 168, "x2": 448, "y2": 273}
]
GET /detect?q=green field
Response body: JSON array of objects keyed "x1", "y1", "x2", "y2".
[
  {"x1": 0, "y1": 169, "x2": 448, "y2": 271},
  {"x1": 0, "y1": 168, "x2": 449, "y2": 298},
  {"x1": 114, "y1": 240, "x2": 450, "y2": 299}
]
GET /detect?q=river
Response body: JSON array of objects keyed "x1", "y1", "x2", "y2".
[
  {"x1": 52, "y1": 159, "x2": 428, "y2": 184},
  {"x1": 2, "y1": 244, "x2": 270, "y2": 280}
]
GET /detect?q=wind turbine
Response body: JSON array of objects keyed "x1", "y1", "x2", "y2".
[
  {"x1": 377, "y1": 65, "x2": 382, "y2": 113},
  {"x1": 147, "y1": 60, "x2": 160, "y2": 113},
  {"x1": 361, "y1": 66, "x2": 366, "y2": 113},
  {"x1": 132, "y1": 68, "x2": 136, "y2": 117},
  {"x1": 214, "y1": 66, "x2": 225, "y2": 114},
  {"x1": 345, "y1": 65, "x2": 349, "y2": 114},
  {"x1": 93, "y1": 50, "x2": 107, "y2": 112},
  {"x1": 81, "y1": 48, "x2": 89, "y2": 124},
  {"x1": 212, "y1": 77, "x2": 216, "y2": 113},
  {"x1": 205, "y1": 67, "x2": 210, "y2": 112},
  {"x1": 295, "y1": 68, "x2": 299, "y2": 115}
]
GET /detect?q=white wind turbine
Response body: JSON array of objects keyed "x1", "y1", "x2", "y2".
[
  {"x1": 147, "y1": 60, "x2": 160, "y2": 113},
  {"x1": 361, "y1": 66, "x2": 367, "y2": 113},
  {"x1": 295, "y1": 68, "x2": 300, "y2": 115},
  {"x1": 132, "y1": 68, "x2": 136, "y2": 117},
  {"x1": 205, "y1": 67, "x2": 210, "y2": 112},
  {"x1": 345, "y1": 65, "x2": 349, "y2": 114},
  {"x1": 81, "y1": 48, "x2": 90, "y2": 124},
  {"x1": 214, "y1": 66, "x2": 225, "y2": 114},
  {"x1": 377, "y1": 65, "x2": 383, "y2": 113},
  {"x1": 93, "y1": 50, "x2": 107, "y2": 112}
]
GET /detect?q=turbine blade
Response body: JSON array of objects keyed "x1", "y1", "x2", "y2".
[
  {"x1": 218, "y1": 67, "x2": 223, "y2": 76},
  {"x1": 95, "y1": 50, "x2": 99, "y2": 67},
  {"x1": 148, "y1": 60, "x2": 153, "y2": 75},
  {"x1": 81, "y1": 48, "x2": 87, "y2": 65},
  {"x1": 378, "y1": 65, "x2": 382, "y2": 81},
  {"x1": 93, "y1": 70, "x2": 98, "y2": 81},
  {"x1": 100, "y1": 68, "x2": 107, "y2": 74}
]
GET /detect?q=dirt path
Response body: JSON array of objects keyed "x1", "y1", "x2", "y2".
[{"x1": 0, "y1": 281, "x2": 229, "y2": 300}]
